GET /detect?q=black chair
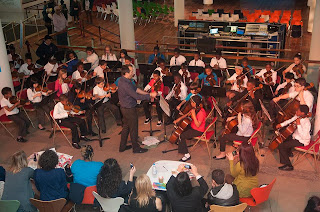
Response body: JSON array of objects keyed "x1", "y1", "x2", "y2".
[
  {"x1": 234, "y1": 10, "x2": 244, "y2": 19},
  {"x1": 291, "y1": 25, "x2": 302, "y2": 38},
  {"x1": 217, "y1": 9, "x2": 224, "y2": 15}
]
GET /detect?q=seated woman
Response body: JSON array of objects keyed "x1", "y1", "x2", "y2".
[
  {"x1": 226, "y1": 141, "x2": 259, "y2": 198},
  {"x1": 34, "y1": 150, "x2": 68, "y2": 201},
  {"x1": 71, "y1": 145, "x2": 103, "y2": 187},
  {"x1": 2, "y1": 151, "x2": 36, "y2": 212},
  {"x1": 97, "y1": 158, "x2": 135, "y2": 203},
  {"x1": 166, "y1": 164, "x2": 208, "y2": 212},
  {"x1": 129, "y1": 174, "x2": 162, "y2": 212}
]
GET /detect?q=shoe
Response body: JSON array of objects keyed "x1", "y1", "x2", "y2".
[
  {"x1": 38, "y1": 127, "x2": 46, "y2": 131},
  {"x1": 133, "y1": 148, "x2": 148, "y2": 153},
  {"x1": 157, "y1": 120, "x2": 162, "y2": 126},
  {"x1": 17, "y1": 138, "x2": 27, "y2": 143},
  {"x1": 144, "y1": 118, "x2": 150, "y2": 124},
  {"x1": 213, "y1": 156, "x2": 226, "y2": 160},
  {"x1": 72, "y1": 143, "x2": 81, "y2": 149},
  {"x1": 278, "y1": 165, "x2": 294, "y2": 171},
  {"x1": 119, "y1": 145, "x2": 133, "y2": 152},
  {"x1": 90, "y1": 131, "x2": 98, "y2": 136},
  {"x1": 179, "y1": 155, "x2": 191, "y2": 162},
  {"x1": 80, "y1": 136, "x2": 91, "y2": 141},
  {"x1": 289, "y1": 152, "x2": 294, "y2": 157}
]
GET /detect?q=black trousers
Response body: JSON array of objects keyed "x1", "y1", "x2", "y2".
[
  {"x1": 57, "y1": 117, "x2": 88, "y2": 143},
  {"x1": 33, "y1": 102, "x2": 51, "y2": 125},
  {"x1": 56, "y1": 32, "x2": 68, "y2": 46},
  {"x1": 85, "y1": 108, "x2": 94, "y2": 133},
  {"x1": 168, "y1": 98, "x2": 181, "y2": 121},
  {"x1": 278, "y1": 136, "x2": 303, "y2": 166},
  {"x1": 8, "y1": 112, "x2": 31, "y2": 137},
  {"x1": 262, "y1": 84, "x2": 275, "y2": 100},
  {"x1": 97, "y1": 101, "x2": 122, "y2": 132},
  {"x1": 269, "y1": 99, "x2": 288, "y2": 120},
  {"x1": 142, "y1": 100, "x2": 162, "y2": 121},
  {"x1": 178, "y1": 127, "x2": 202, "y2": 154},
  {"x1": 219, "y1": 133, "x2": 250, "y2": 152},
  {"x1": 120, "y1": 107, "x2": 140, "y2": 152},
  {"x1": 201, "y1": 86, "x2": 213, "y2": 97}
]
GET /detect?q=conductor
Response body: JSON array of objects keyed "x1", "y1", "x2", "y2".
[{"x1": 118, "y1": 65, "x2": 157, "y2": 153}]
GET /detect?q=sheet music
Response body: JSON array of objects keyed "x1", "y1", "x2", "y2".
[{"x1": 160, "y1": 95, "x2": 170, "y2": 117}]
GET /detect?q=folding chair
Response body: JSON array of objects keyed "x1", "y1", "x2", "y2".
[
  {"x1": 190, "y1": 117, "x2": 218, "y2": 158},
  {"x1": 292, "y1": 130, "x2": 320, "y2": 171},
  {"x1": 17, "y1": 89, "x2": 35, "y2": 112},
  {"x1": 96, "y1": 5, "x2": 102, "y2": 18},
  {"x1": 49, "y1": 110, "x2": 73, "y2": 147},
  {"x1": 0, "y1": 108, "x2": 16, "y2": 141},
  {"x1": 104, "y1": 5, "x2": 112, "y2": 21}
]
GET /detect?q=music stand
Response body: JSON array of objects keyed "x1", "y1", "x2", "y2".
[
  {"x1": 188, "y1": 66, "x2": 204, "y2": 74},
  {"x1": 106, "y1": 61, "x2": 122, "y2": 71},
  {"x1": 90, "y1": 98, "x2": 110, "y2": 147},
  {"x1": 141, "y1": 102, "x2": 161, "y2": 136},
  {"x1": 83, "y1": 63, "x2": 92, "y2": 71},
  {"x1": 169, "y1": 65, "x2": 180, "y2": 74}
]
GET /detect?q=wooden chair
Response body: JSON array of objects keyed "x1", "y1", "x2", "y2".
[
  {"x1": 0, "y1": 200, "x2": 20, "y2": 212},
  {"x1": 29, "y1": 198, "x2": 66, "y2": 212},
  {"x1": 49, "y1": 110, "x2": 72, "y2": 147},
  {"x1": 209, "y1": 203, "x2": 247, "y2": 212}
]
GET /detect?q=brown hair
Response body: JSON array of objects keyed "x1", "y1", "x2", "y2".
[
  {"x1": 241, "y1": 100, "x2": 258, "y2": 129},
  {"x1": 58, "y1": 69, "x2": 67, "y2": 84},
  {"x1": 239, "y1": 142, "x2": 259, "y2": 176}
]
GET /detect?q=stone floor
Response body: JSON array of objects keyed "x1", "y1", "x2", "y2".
[{"x1": 0, "y1": 99, "x2": 319, "y2": 212}]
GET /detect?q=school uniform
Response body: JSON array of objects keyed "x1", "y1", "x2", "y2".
[
  {"x1": 189, "y1": 59, "x2": 205, "y2": 68},
  {"x1": 72, "y1": 70, "x2": 87, "y2": 83},
  {"x1": 142, "y1": 79, "x2": 164, "y2": 121},
  {"x1": 227, "y1": 73, "x2": 248, "y2": 92},
  {"x1": 166, "y1": 82, "x2": 188, "y2": 120},
  {"x1": 170, "y1": 55, "x2": 186, "y2": 66},
  {"x1": 83, "y1": 53, "x2": 99, "y2": 70},
  {"x1": 27, "y1": 88, "x2": 50, "y2": 126},
  {"x1": 101, "y1": 53, "x2": 117, "y2": 61},
  {"x1": 93, "y1": 66, "x2": 104, "y2": 79}
]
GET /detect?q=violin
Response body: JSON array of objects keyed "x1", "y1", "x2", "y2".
[
  {"x1": 152, "y1": 79, "x2": 161, "y2": 92},
  {"x1": 263, "y1": 70, "x2": 273, "y2": 84},
  {"x1": 9, "y1": 96, "x2": 28, "y2": 105},
  {"x1": 162, "y1": 67, "x2": 172, "y2": 76},
  {"x1": 103, "y1": 67, "x2": 111, "y2": 73},
  {"x1": 27, "y1": 64, "x2": 43, "y2": 73},
  {"x1": 279, "y1": 82, "x2": 293, "y2": 96},
  {"x1": 63, "y1": 102, "x2": 82, "y2": 113},
  {"x1": 292, "y1": 63, "x2": 304, "y2": 77},
  {"x1": 174, "y1": 83, "x2": 181, "y2": 99},
  {"x1": 35, "y1": 86, "x2": 49, "y2": 93},
  {"x1": 206, "y1": 74, "x2": 216, "y2": 87},
  {"x1": 236, "y1": 75, "x2": 245, "y2": 87},
  {"x1": 63, "y1": 78, "x2": 77, "y2": 84},
  {"x1": 181, "y1": 71, "x2": 190, "y2": 84},
  {"x1": 77, "y1": 90, "x2": 93, "y2": 99}
]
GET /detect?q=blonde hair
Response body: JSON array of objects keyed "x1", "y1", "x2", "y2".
[
  {"x1": 58, "y1": 69, "x2": 67, "y2": 84},
  {"x1": 9, "y1": 151, "x2": 28, "y2": 174},
  {"x1": 135, "y1": 174, "x2": 155, "y2": 208}
]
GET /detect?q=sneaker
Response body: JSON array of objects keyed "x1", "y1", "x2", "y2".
[
  {"x1": 156, "y1": 120, "x2": 162, "y2": 126},
  {"x1": 80, "y1": 136, "x2": 91, "y2": 142},
  {"x1": 144, "y1": 118, "x2": 150, "y2": 124},
  {"x1": 17, "y1": 137, "x2": 27, "y2": 143},
  {"x1": 72, "y1": 143, "x2": 81, "y2": 149}
]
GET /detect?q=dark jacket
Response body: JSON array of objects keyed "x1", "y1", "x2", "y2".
[
  {"x1": 166, "y1": 175, "x2": 209, "y2": 212},
  {"x1": 207, "y1": 183, "x2": 240, "y2": 207},
  {"x1": 231, "y1": 88, "x2": 263, "y2": 112},
  {"x1": 36, "y1": 42, "x2": 58, "y2": 66}
]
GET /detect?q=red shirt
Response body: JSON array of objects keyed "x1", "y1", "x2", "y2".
[
  {"x1": 191, "y1": 108, "x2": 206, "y2": 132},
  {"x1": 147, "y1": 79, "x2": 164, "y2": 96}
]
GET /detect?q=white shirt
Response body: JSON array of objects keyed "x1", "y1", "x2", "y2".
[
  {"x1": 170, "y1": 55, "x2": 186, "y2": 66},
  {"x1": 52, "y1": 13, "x2": 68, "y2": 32},
  {"x1": 1, "y1": 97, "x2": 19, "y2": 116},
  {"x1": 210, "y1": 57, "x2": 227, "y2": 69},
  {"x1": 7, "y1": 54, "x2": 22, "y2": 69},
  {"x1": 280, "y1": 115, "x2": 311, "y2": 146},
  {"x1": 101, "y1": 53, "x2": 117, "y2": 61},
  {"x1": 27, "y1": 88, "x2": 42, "y2": 103},
  {"x1": 84, "y1": 53, "x2": 99, "y2": 70},
  {"x1": 189, "y1": 59, "x2": 205, "y2": 68},
  {"x1": 166, "y1": 82, "x2": 188, "y2": 101},
  {"x1": 94, "y1": 66, "x2": 105, "y2": 78},
  {"x1": 53, "y1": 102, "x2": 69, "y2": 119},
  {"x1": 93, "y1": 85, "x2": 108, "y2": 103},
  {"x1": 288, "y1": 90, "x2": 314, "y2": 112},
  {"x1": 61, "y1": 83, "x2": 70, "y2": 95},
  {"x1": 276, "y1": 81, "x2": 295, "y2": 93},
  {"x1": 236, "y1": 115, "x2": 253, "y2": 137},
  {"x1": 287, "y1": 63, "x2": 307, "y2": 79},
  {"x1": 119, "y1": 58, "x2": 125, "y2": 65},
  {"x1": 154, "y1": 67, "x2": 166, "y2": 78},
  {"x1": 44, "y1": 62, "x2": 58, "y2": 76},
  {"x1": 228, "y1": 73, "x2": 247, "y2": 92},
  {"x1": 72, "y1": 70, "x2": 87, "y2": 83},
  {"x1": 255, "y1": 69, "x2": 277, "y2": 84},
  {"x1": 18, "y1": 63, "x2": 34, "y2": 76},
  {"x1": 178, "y1": 69, "x2": 192, "y2": 84}
]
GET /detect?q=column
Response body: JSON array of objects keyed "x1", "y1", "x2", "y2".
[
  {"x1": 174, "y1": 0, "x2": 185, "y2": 27},
  {"x1": 0, "y1": 21, "x2": 14, "y2": 98},
  {"x1": 118, "y1": 0, "x2": 135, "y2": 51},
  {"x1": 308, "y1": 0, "x2": 316, "y2": 32}
]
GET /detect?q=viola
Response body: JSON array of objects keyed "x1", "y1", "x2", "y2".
[
  {"x1": 77, "y1": 91, "x2": 93, "y2": 99},
  {"x1": 63, "y1": 102, "x2": 82, "y2": 113},
  {"x1": 206, "y1": 74, "x2": 216, "y2": 87},
  {"x1": 236, "y1": 75, "x2": 245, "y2": 87},
  {"x1": 263, "y1": 70, "x2": 273, "y2": 84},
  {"x1": 174, "y1": 83, "x2": 181, "y2": 99},
  {"x1": 292, "y1": 63, "x2": 304, "y2": 76}
]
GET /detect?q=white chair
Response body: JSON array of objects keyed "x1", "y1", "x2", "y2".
[
  {"x1": 104, "y1": 5, "x2": 112, "y2": 20},
  {"x1": 111, "y1": 2, "x2": 117, "y2": 10},
  {"x1": 261, "y1": 14, "x2": 269, "y2": 22},
  {"x1": 221, "y1": 13, "x2": 230, "y2": 21},
  {"x1": 231, "y1": 14, "x2": 240, "y2": 22},
  {"x1": 202, "y1": 14, "x2": 210, "y2": 20},
  {"x1": 197, "y1": 9, "x2": 204, "y2": 15},
  {"x1": 92, "y1": 191, "x2": 124, "y2": 212},
  {"x1": 113, "y1": 9, "x2": 119, "y2": 22},
  {"x1": 96, "y1": 6, "x2": 102, "y2": 18},
  {"x1": 212, "y1": 13, "x2": 220, "y2": 21}
]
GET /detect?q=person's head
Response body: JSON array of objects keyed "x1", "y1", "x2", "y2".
[
  {"x1": 239, "y1": 141, "x2": 259, "y2": 177},
  {"x1": 97, "y1": 158, "x2": 122, "y2": 198},
  {"x1": 205, "y1": 65, "x2": 212, "y2": 75},
  {"x1": 173, "y1": 172, "x2": 193, "y2": 197},
  {"x1": 80, "y1": 145, "x2": 94, "y2": 161},
  {"x1": 26, "y1": 58, "x2": 32, "y2": 65},
  {"x1": 105, "y1": 45, "x2": 112, "y2": 54},
  {"x1": 235, "y1": 66, "x2": 243, "y2": 75},
  {"x1": 68, "y1": 51, "x2": 76, "y2": 59},
  {"x1": 99, "y1": 60, "x2": 108, "y2": 69},
  {"x1": 135, "y1": 174, "x2": 155, "y2": 208},
  {"x1": 211, "y1": 169, "x2": 225, "y2": 187},
  {"x1": 216, "y1": 50, "x2": 222, "y2": 59},
  {"x1": 95, "y1": 77, "x2": 105, "y2": 88},
  {"x1": 121, "y1": 65, "x2": 133, "y2": 79},
  {"x1": 294, "y1": 52, "x2": 302, "y2": 65},
  {"x1": 9, "y1": 150, "x2": 28, "y2": 174},
  {"x1": 59, "y1": 94, "x2": 68, "y2": 105},
  {"x1": 86, "y1": 47, "x2": 94, "y2": 56},
  {"x1": 9, "y1": 45, "x2": 15, "y2": 54},
  {"x1": 153, "y1": 46, "x2": 159, "y2": 54},
  {"x1": 49, "y1": 58, "x2": 57, "y2": 65},
  {"x1": 173, "y1": 74, "x2": 182, "y2": 85},
  {"x1": 153, "y1": 70, "x2": 161, "y2": 81},
  {"x1": 77, "y1": 62, "x2": 84, "y2": 72},
  {"x1": 72, "y1": 82, "x2": 82, "y2": 94},
  {"x1": 190, "y1": 95, "x2": 202, "y2": 108},
  {"x1": 190, "y1": 82, "x2": 199, "y2": 94},
  {"x1": 44, "y1": 35, "x2": 53, "y2": 45},
  {"x1": 158, "y1": 59, "x2": 166, "y2": 68},
  {"x1": 38, "y1": 150, "x2": 59, "y2": 171},
  {"x1": 304, "y1": 196, "x2": 320, "y2": 212},
  {"x1": 194, "y1": 52, "x2": 200, "y2": 60},
  {"x1": 296, "y1": 105, "x2": 309, "y2": 117},
  {"x1": 247, "y1": 79, "x2": 256, "y2": 91},
  {"x1": 58, "y1": 69, "x2": 67, "y2": 80},
  {"x1": 174, "y1": 48, "x2": 180, "y2": 58},
  {"x1": 1, "y1": 87, "x2": 13, "y2": 98},
  {"x1": 124, "y1": 56, "x2": 132, "y2": 65},
  {"x1": 284, "y1": 73, "x2": 294, "y2": 82},
  {"x1": 181, "y1": 64, "x2": 187, "y2": 72},
  {"x1": 265, "y1": 63, "x2": 272, "y2": 71},
  {"x1": 30, "y1": 77, "x2": 39, "y2": 89},
  {"x1": 242, "y1": 57, "x2": 249, "y2": 67},
  {"x1": 241, "y1": 100, "x2": 256, "y2": 117},
  {"x1": 54, "y1": 6, "x2": 61, "y2": 15},
  {"x1": 294, "y1": 77, "x2": 307, "y2": 92},
  {"x1": 120, "y1": 49, "x2": 128, "y2": 58}
]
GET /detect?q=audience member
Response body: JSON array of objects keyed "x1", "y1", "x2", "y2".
[
  {"x1": 36, "y1": 35, "x2": 58, "y2": 66},
  {"x1": 34, "y1": 150, "x2": 68, "y2": 201},
  {"x1": 2, "y1": 151, "x2": 36, "y2": 212},
  {"x1": 0, "y1": 166, "x2": 5, "y2": 181},
  {"x1": 304, "y1": 196, "x2": 320, "y2": 212},
  {"x1": 52, "y1": 6, "x2": 68, "y2": 45},
  {"x1": 71, "y1": 145, "x2": 103, "y2": 187}
]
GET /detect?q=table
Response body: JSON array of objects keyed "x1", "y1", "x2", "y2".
[{"x1": 146, "y1": 160, "x2": 193, "y2": 191}]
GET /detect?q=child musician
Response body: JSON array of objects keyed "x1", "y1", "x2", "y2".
[
  {"x1": 195, "y1": 65, "x2": 218, "y2": 97},
  {"x1": 72, "y1": 62, "x2": 87, "y2": 83},
  {"x1": 210, "y1": 50, "x2": 227, "y2": 73},
  {"x1": 282, "y1": 53, "x2": 306, "y2": 79},
  {"x1": 154, "y1": 59, "x2": 171, "y2": 78},
  {"x1": 68, "y1": 83, "x2": 97, "y2": 136},
  {"x1": 178, "y1": 64, "x2": 192, "y2": 86},
  {"x1": 27, "y1": 78, "x2": 51, "y2": 130},
  {"x1": 275, "y1": 73, "x2": 295, "y2": 96},
  {"x1": 276, "y1": 105, "x2": 311, "y2": 171},
  {"x1": 214, "y1": 101, "x2": 257, "y2": 160},
  {"x1": 176, "y1": 82, "x2": 202, "y2": 111},
  {"x1": 44, "y1": 58, "x2": 58, "y2": 82},
  {"x1": 1, "y1": 87, "x2": 31, "y2": 142},
  {"x1": 93, "y1": 60, "x2": 108, "y2": 79},
  {"x1": 102, "y1": 45, "x2": 117, "y2": 61},
  {"x1": 169, "y1": 48, "x2": 186, "y2": 66},
  {"x1": 173, "y1": 95, "x2": 206, "y2": 162},
  {"x1": 81, "y1": 47, "x2": 99, "y2": 70},
  {"x1": 55, "y1": 69, "x2": 72, "y2": 97},
  {"x1": 119, "y1": 49, "x2": 129, "y2": 64},
  {"x1": 93, "y1": 77, "x2": 122, "y2": 133},
  {"x1": 143, "y1": 70, "x2": 164, "y2": 126},
  {"x1": 63, "y1": 51, "x2": 79, "y2": 76},
  {"x1": 255, "y1": 63, "x2": 277, "y2": 99},
  {"x1": 18, "y1": 57, "x2": 35, "y2": 78},
  {"x1": 225, "y1": 66, "x2": 248, "y2": 101},
  {"x1": 241, "y1": 57, "x2": 254, "y2": 77},
  {"x1": 53, "y1": 94, "x2": 90, "y2": 149},
  {"x1": 189, "y1": 52, "x2": 205, "y2": 68}
]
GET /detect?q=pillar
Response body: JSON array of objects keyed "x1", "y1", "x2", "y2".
[
  {"x1": 174, "y1": 0, "x2": 185, "y2": 27},
  {"x1": 314, "y1": 82, "x2": 320, "y2": 136},
  {"x1": 0, "y1": 20, "x2": 14, "y2": 98},
  {"x1": 118, "y1": 0, "x2": 135, "y2": 51},
  {"x1": 308, "y1": 0, "x2": 316, "y2": 32}
]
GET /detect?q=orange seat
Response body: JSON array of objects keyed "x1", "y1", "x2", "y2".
[
  {"x1": 242, "y1": 10, "x2": 250, "y2": 17},
  {"x1": 273, "y1": 10, "x2": 282, "y2": 16},
  {"x1": 292, "y1": 20, "x2": 303, "y2": 26},
  {"x1": 189, "y1": 16, "x2": 197, "y2": 20},
  {"x1": 262, "y1": 10, "x2": 271, "y2": 15},
  {"x1": 256, "y1": 18, "x2": 265, "y2": 23},
  {"x1": 82, "y1": 186, "x2": 97, "y2": 205},
  {"x1": 247, "y1": 16, "x2": 256, "y2": 22},
  {"x1": 101, "y1": 4, "x2": 106, "y2": 9},
  {"x1": 240, "y1": 179, "x2": 276, "y2": 207},
  {"x1": 283, "y1": 10, "x2": 291, "y2": 16}
]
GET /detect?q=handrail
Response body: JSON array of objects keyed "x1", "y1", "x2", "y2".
[
  {"x1": 86, "y1": 22, "x2": 120, "y2": 37},
  {"x1": 2, "y1": 21, "x2": 16, "y2": 29}
]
